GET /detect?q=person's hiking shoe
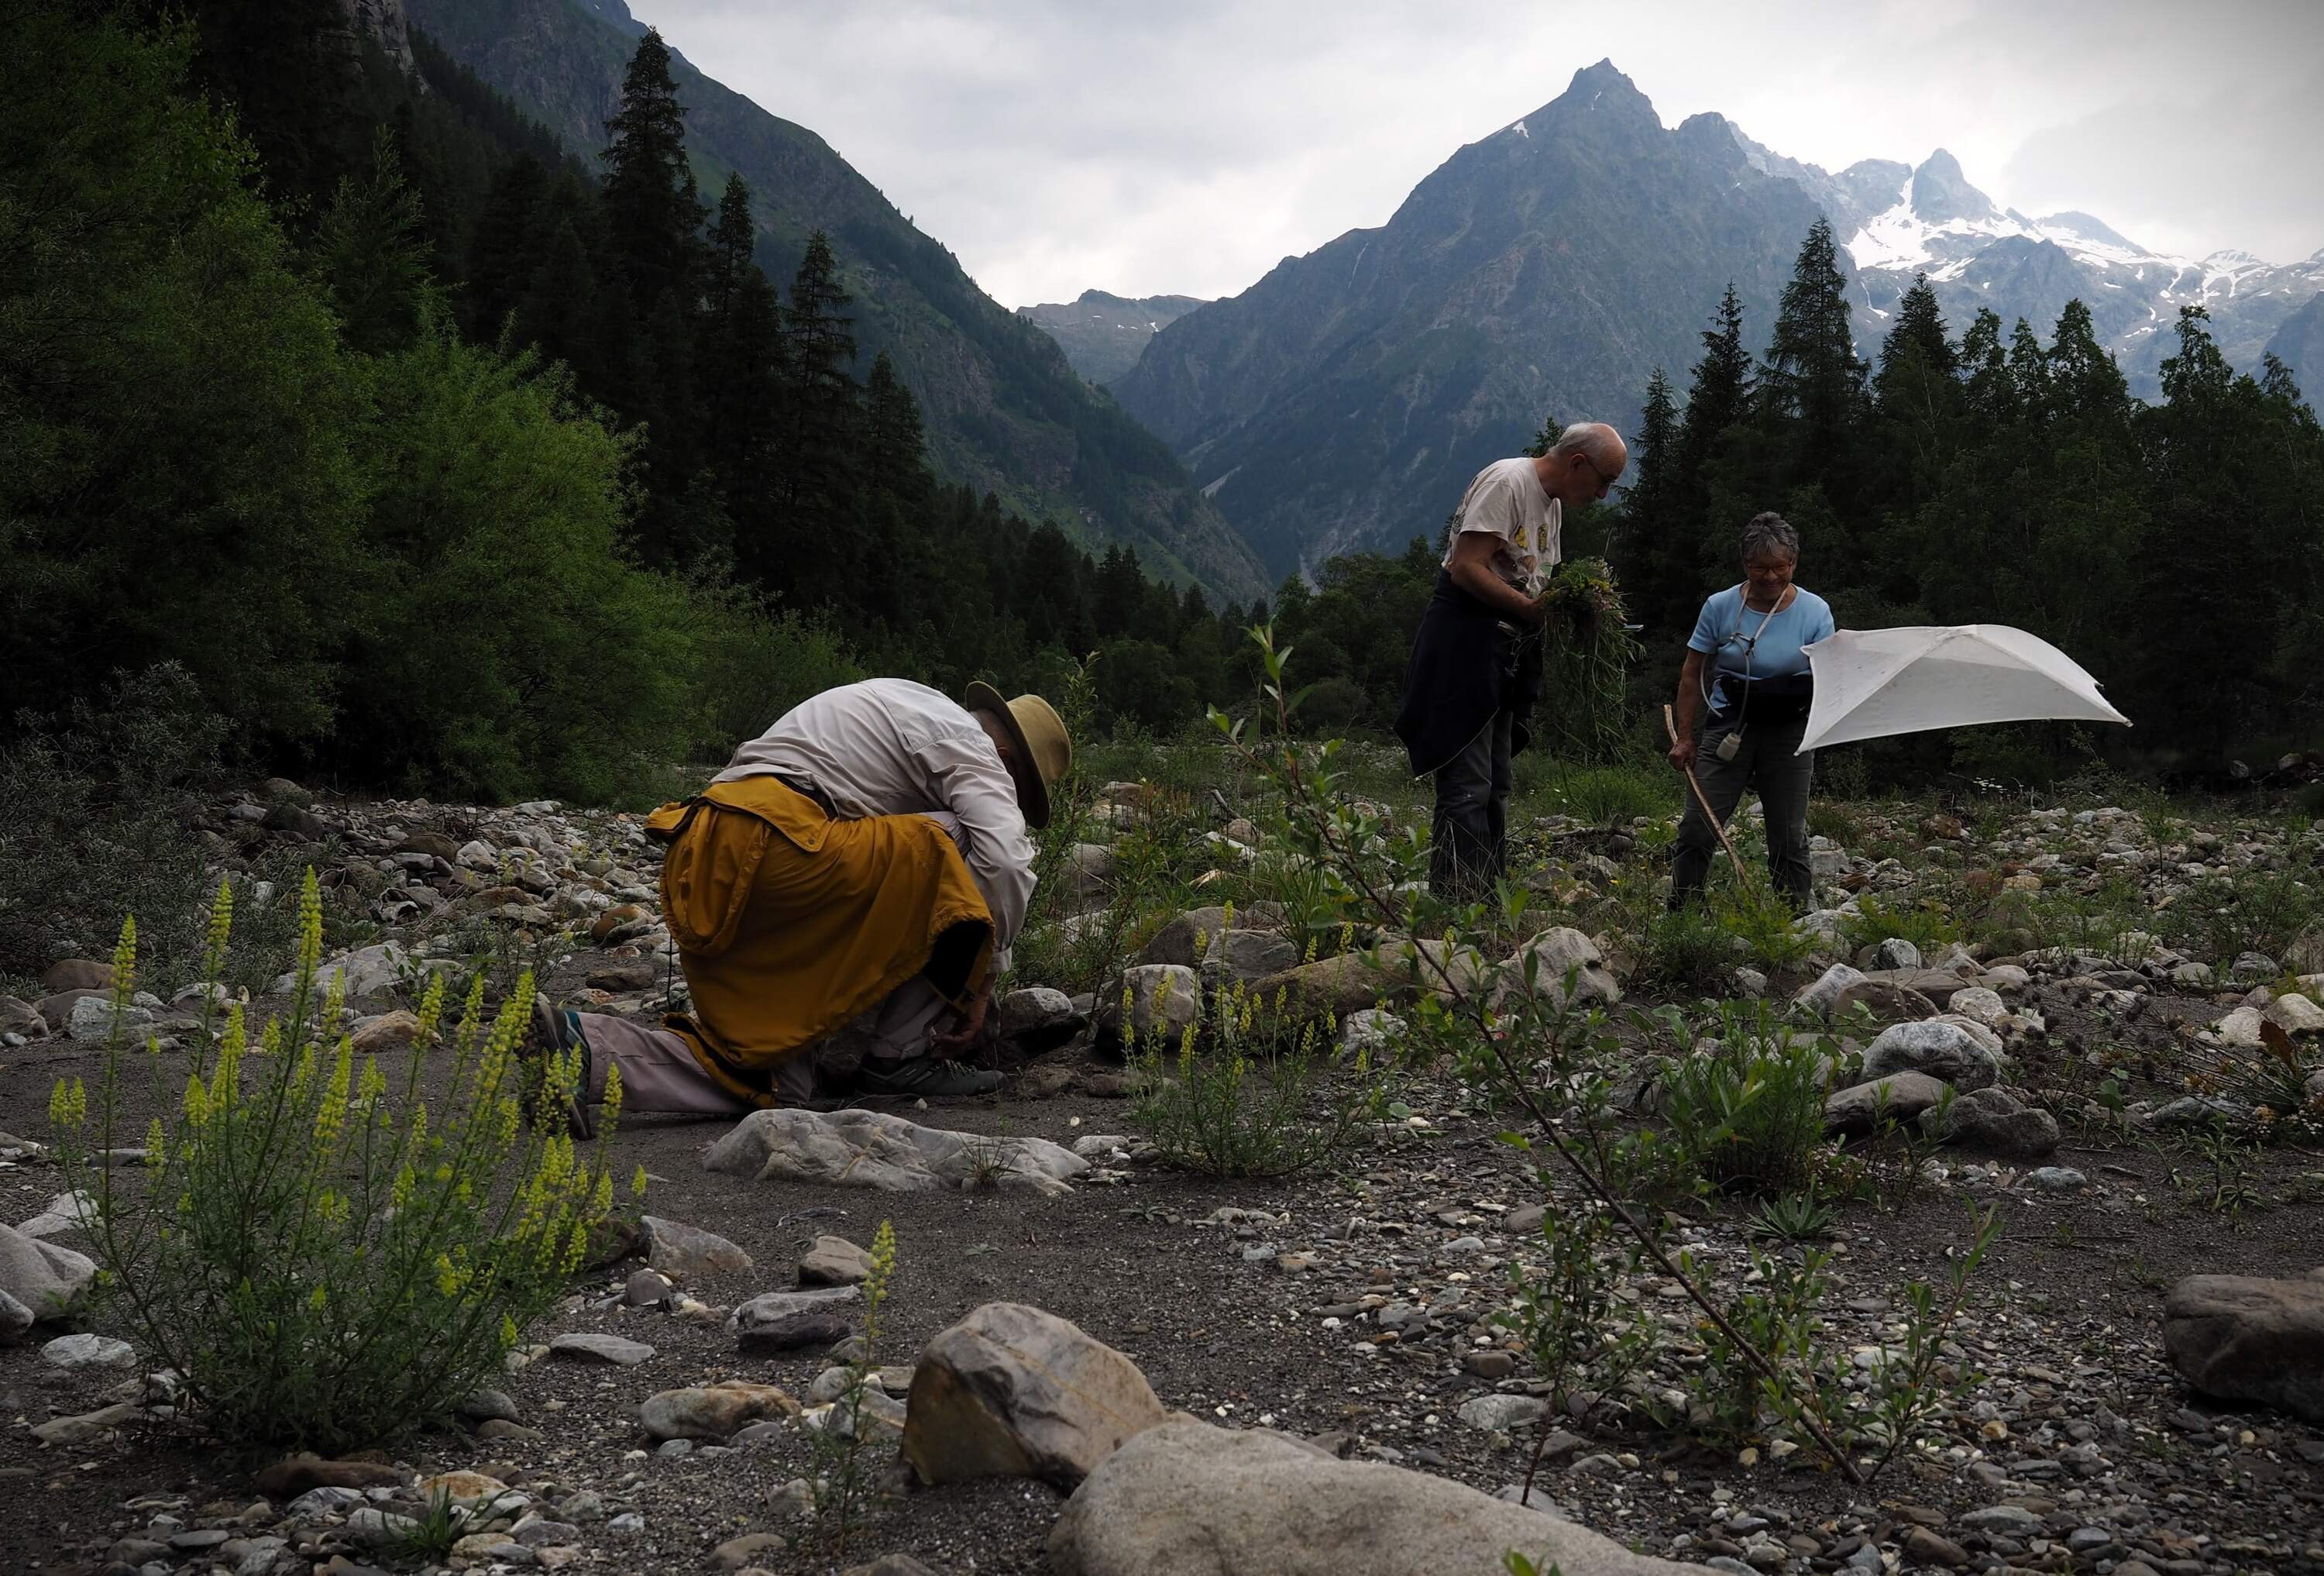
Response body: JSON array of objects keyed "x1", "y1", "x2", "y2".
[
  {"x1": 517, "y1": 996, "x2": 596, "y2": 1140},
  {"x1": 853, "y1": 1057, "x2": 1002, "y2": 1099}
]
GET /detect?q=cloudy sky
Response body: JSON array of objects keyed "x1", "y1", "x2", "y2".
[{"x1": 629, "y1": 0, "x2": 2322, "y2": 309}]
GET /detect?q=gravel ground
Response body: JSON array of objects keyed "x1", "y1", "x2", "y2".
[{"x1": 2, "y1": 786, "x2": 2321, "y2": 1575}]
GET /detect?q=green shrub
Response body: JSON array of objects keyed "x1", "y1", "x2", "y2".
[
  {"x1": 1127, "y1": 975, "x2": 1389, "y2": 1178},
  {"x1": 1518, "y1": 760, "x2": 1675, "y2": 827},
  {"x1": 1645, "y1": 905, "x2": 1740, "y2": 995},
  {"x1": 53, "y1": 876, "x2": 620, "y2": 1451},
  {"x1": 1840, "y1": 893, "x2": 1961, "y2": 958},
  {"x1": 1659, "y1": 1003, "x2": 1834, "y2": 1193},
  {"x1": 2167, "y1": 869, "x2": 2321, "y2": 971}
]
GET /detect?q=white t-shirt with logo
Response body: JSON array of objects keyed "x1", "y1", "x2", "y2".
[{"x1": 1440, "y1": 456, "x2": 1560, "y2": 597}]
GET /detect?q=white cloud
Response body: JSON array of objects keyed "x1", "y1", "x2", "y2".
[{"x1": 631, "y1": 0, "x2": 2324, "y2": 305}]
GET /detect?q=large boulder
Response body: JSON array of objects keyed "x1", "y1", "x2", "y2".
[
  {"x1": 1098, "y1": 964, "x2": 1202, "y2": 1052},
  {"x1": 641, "y1": 1216, "x2": 752, "y2": 1280},
  {"x1": 998, "y1": 987, "x2": 1085, "y2": 1052},
  {"x1": 1245, "y1": 950, "x2": 1411, "y2": 1022},
  {"x1": 0, "y1": 1222, "x2": 95, "y2": 1325},
  {"x1": 1823, "y1": 1071, "x2": 1951, "y2": 1137},
  {"x1": 1048, "y1": 1419, "x2": 1693, "y2": 1576},
  {"x1": 1487, "y1": 927, "x2": 1623, "y2": 1012},
  {"x1": 704, "y1": 1109, "x2": 1088, "y2": 1197},
  {"x1": 1920, "y1": 1086, "x2": 2059, "y2": 1158},
  {"x1": 1201, "y1": 929, "x2": 1301, "y2": 986},
  {"x1": 902, "y1": 1302, "x2": 1167, "y2": 1490},
  {"x1": 1136, "y1": 907, "x2": 1239, "y2": 969},
  {"x1": 1860, "y1": 1017, "x2": 2003, "y2": 1090},
  {"x1": 2164, "y1": 1274, "x2": 2324, "y2": 1423}
]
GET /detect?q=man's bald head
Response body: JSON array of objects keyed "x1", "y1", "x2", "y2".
[{"x1": 1537, "y1": 421, "x2": 1628, "y2": 508}]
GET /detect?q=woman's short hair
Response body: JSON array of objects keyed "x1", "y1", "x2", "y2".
[{"x1": 1742, "y1": 511, "x2": 1799, "y2": 564}]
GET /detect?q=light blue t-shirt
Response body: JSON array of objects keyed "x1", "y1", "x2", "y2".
[{"x1": 1688, "y1": 587, "x2": 1835, "y2": 715}]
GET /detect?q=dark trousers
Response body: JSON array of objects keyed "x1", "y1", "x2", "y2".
[
  {"x1": 1670, "y1": 713, "x2": 1816, "y2": 911},
  {"x1": 1430, "y1": 707, "x2": 1515, "y2": 898}
]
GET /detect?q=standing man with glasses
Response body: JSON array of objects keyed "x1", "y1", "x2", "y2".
[{"x1": 1395, "y1": 423, "x2": 1629, "y2": 897}]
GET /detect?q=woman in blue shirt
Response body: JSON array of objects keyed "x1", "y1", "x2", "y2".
[{"x1": 1667, "y1": 513, "x2": 1834, "y2": 910}]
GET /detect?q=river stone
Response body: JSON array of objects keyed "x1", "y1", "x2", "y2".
[
  {"x1": 1109, "y1": 963, "x2": 1202, "y2": 1050},
  {"x1": 269, "y1": 940, "x2": 411, "y2": 1000},
  {"x1": 1488, "y1": 927, "x2": 1622, "y2": 1011},
  {"x1": 998, "y1": 987, "x2": 1084, "y2": 1051},
  {"x1": 42, "y1": 960, "x2": 115, "y2": 994},
  {"x1": 1201, "y1": 928, "x2": 1301, "y2": 985},
  {"x1": 2164, "y1": 1274, "x2": 2324, "y2": 1423},
  {"x1": 1048, "y1": 1419, "x2": 1696, "y2": 1576},
  {"x1": 798, "y1": 1235, "x2": 873, "y2": 1287},
  {"x1": 1135, "y1": 907, "x2": 1239, "y2": 969},
  {"x1": 1823, "y1": 1071, "x2": 1951, "y2": 1137},
  {"x1": 1247, "y1": 946, "x2": 1426, "y2": 1022},
  {"x1": 902, "y1": 1302, "x2": 1167, "y2": 1489},
  {"x1": 640, "y1": 1380, "x2": 800, "y2": 1440},
  {"x1": 1920, "y1": 1086, "x2": 2059, "y2": 1158},
  {"x1": 67, "y1": 994, "x2": 152, "y2": 1042},
  {"x1": 42, "y1": 1331, "x2": 136, "y2": 1372},
  {"x1": 1456, "y1": 1394, "x2": 1549, "y2": 1433},
  {"x1": 704, "y1": 1107, "x2": 1088, "y2": 1197},
  {"x1": 729, "y1": 1283, "x2": 863, "y2": 1336},
  {"x1": 0, "y1": 1222, "x2": 95, "y2": 1322},
  {"x1": 1860, "y1": 1018, "x2": 2003, "y2": 1089},
  {"x1": 642, "y1": 1216, "x2": 752, "y2": 1280},
  {"x1": 1868, "y1": 938, "x2": 1922, "y2": 970},
  {"x1": 1946, "y1": 986, "x2": 2009, "y2": 1026},
  {"x1": 31, "y1": 1401, "x2": 143, "y2": 1446},
  {"x1": 2268, "y1": 992, "x2": 2324, "y2": 1035},
  {"x1": 548, "y1": 1332, "x2": 655, "y2": 1365},
  {"x1": 1794, "y1": 963, "x2": 1867, "y2": 1014}
]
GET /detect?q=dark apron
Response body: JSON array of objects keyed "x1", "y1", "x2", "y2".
[{"x1": 1394, "y1": 569, "x2": 1545, "y2": 778}]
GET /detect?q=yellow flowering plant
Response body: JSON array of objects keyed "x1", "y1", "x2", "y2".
[{"x1": 49, "y1": 872, "x2": 621, "y2": 1451}]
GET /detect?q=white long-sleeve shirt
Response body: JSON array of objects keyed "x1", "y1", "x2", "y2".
[{"x1": 713, "y1": 679, "x2": 1036, "y2": 970}]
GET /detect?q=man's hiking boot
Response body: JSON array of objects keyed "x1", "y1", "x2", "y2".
[
  {"x1": 854, "y1": 1057, "x2": 1002, "y2": 1099},
  {"x1": 517, "y1": 996, "x2": 596, "y2": 1139}
]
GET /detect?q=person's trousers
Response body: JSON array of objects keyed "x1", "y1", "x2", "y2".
[
  {"x1": 576, "y1": 976, "x2": 953, "y2": 1116},
  {"x1": 1670, "y1": 713, "x2": 1816, "y2": 911},
  {"x1": 1429, "y1": 707, "x2": 1516, "y2": 898}
]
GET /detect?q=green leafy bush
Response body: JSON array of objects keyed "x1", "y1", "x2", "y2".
[
  {"x1": 52, "y1": 876, "x2": 620, "y2": 1451},
  {"x1": 1659, "y1": 1003, "x2": 1834, "y2": 1193},
  {"x1": 1840, "y1": 892, "x2": 1961, "y2": 958},
  {"x1": 1127, "y1": 972, "x2": 1389, "y2": 1179}
]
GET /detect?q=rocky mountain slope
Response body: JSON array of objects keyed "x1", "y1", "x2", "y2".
[
  {"x1": 1112, "y1": 62, "x2": 1829, "y2": 580},
  {"x1": 1740, "y1": 134, "x2": 2324, "y2": 395},
  {"x1": 1018, "y1": 290, "x2": 1208, "y2": 387},
  {"x1": 1116, "y1": 62, "x2": 2321, "y2": 580},
  {"x1": 402, "y1": 0, "x2": 1267, "y2": 604}
]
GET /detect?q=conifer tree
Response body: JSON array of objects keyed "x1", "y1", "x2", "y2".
[
  {"x1": 466, "y1": 153, "x2": 550, "y2": 340},
  {"x1": 699, "y1": 172, "x2": 783, "y2": 533},
  {"x1": 864, "y1": 352, "x2": 927, "y2": 487},
  {"x1": 771, "y1": 231, "x2": 863, "y2": 600},
  {"x1": 314, "y1": 127, "x2": 438, "y2": 356},
  {"x1": 1762, "y1": 219, "x2": 1866, "y2": 482},
  {"x1": 1613, "y1": 366, "x2": 1687, "y2": 634},
  {"x1": 601, "y1": 29, "x2": 706, "y2": 315}
]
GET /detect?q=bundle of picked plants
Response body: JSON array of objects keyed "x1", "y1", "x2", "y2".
[{"x1": 1538, "y1": 556, "x2": 1643, "y2": 764}]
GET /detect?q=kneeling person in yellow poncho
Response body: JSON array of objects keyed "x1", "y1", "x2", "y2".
[{"x1": 526, "y1": 679, "x2": 1071, "y2": 1124}]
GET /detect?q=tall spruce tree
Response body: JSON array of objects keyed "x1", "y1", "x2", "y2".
[
  {"x1": 700, "y1": 170, "x2": 783, "y2": 567},
  {"x1": 599, "y1": 29, "x2": 710, "y2": 562},
  {"x1": 1761, "y1": 218, "x2": 1867, "y2": 490},
  {"x1": 1614, "y1": 366, "x2": 1687, "y2": 635},
  {"x1": 772, "y1": 231, "x2": 863, "y2": 602}
]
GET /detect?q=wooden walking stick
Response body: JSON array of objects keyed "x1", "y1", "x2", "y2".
[{"x1": 1666, "y1": 703, "x2": 1761, "y2": 900}]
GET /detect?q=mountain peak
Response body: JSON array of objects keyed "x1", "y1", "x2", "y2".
[
  {"x1": 1910, "y1": 148, "x2": 2001, "y2": 225},
  {"x1": 1545, "y1": 59, "x2": 1659, "y2": 123}
]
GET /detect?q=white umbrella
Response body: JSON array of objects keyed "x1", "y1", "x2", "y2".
[{"x1": 1797, "y1": 625, "x2": 2130, "y2": 753}]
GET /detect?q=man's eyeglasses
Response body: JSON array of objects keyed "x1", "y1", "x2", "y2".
[{"x1": 1576, "y1": 453, "x2": 1620, "y2": 497}]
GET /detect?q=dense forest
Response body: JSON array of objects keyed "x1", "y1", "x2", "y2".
[
  {"x1": 2, "y1": 1, "x2": 1257, "y2": 803},
  {"x1": 5, "y1": 2, "x2": 2319, "y2": 810},
  {"x1": 1267, "y1": 228, "x2": 2324, "y2": 786}
]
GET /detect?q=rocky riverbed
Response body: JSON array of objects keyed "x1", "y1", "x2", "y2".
[{"x1": 1, "y1": 776, "x2": 2320, "y2": 1575}]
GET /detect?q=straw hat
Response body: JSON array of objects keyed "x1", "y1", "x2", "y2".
[{"x1": 964, "y1": 683, "x2": 1073, "y2": 828}]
